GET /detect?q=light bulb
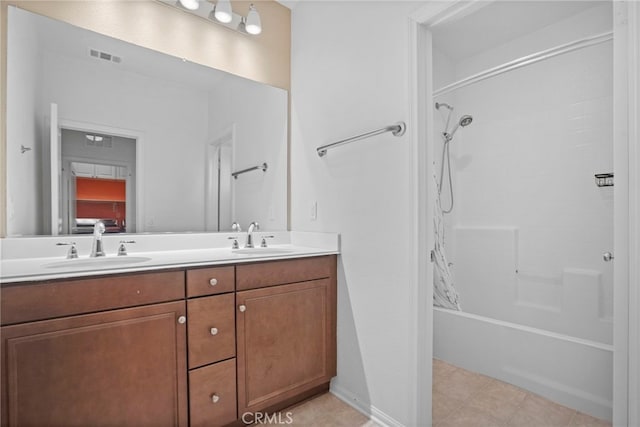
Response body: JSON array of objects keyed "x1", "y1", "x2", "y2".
[
  {"x1": 177, "y1": 0, "x2": 199, "y2": 11},
  {"x1": 214, "y1": 0, "x2": 233, "y2": 23},
  {"x1": 245, "y1": 4, "x2": 262, "y2": 35}
]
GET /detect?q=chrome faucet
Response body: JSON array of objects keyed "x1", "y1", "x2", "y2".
[
  {"x1": 245, "y1": 222, "x2": 260, "y2": 248},
  {"x1": 91, "y1": 221, "x2": 106, "y2": 257},
  {"x1": 56, "y1": 242, "x2": 78, "y2": 259}
]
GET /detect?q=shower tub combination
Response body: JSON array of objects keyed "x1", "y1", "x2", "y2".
[{"x1": 430, "y1": 1, "x2": 614, "y2": 421}]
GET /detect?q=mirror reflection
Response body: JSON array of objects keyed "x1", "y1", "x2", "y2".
[
  {"x1": 61, "y1": 129, "x2": 136, "y2": 234},
  {"x1": 6, "y1": 6, "x2": 288, "y2": 236}
]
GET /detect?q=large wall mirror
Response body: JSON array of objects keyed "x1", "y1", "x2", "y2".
[{"x1": 6, "y1": 6, "x2": 288, "y2": 236}]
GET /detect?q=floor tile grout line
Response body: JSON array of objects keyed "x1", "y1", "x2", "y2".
[
  {"x1": 566, "y1": 409, "x2": 579, "y2": 427},
  {"x1": 502, "y1": 391, "x2": 532, "y2": 426},
  {"x1": 432, "y1": 370, "x2": 465, "y2": 427}
]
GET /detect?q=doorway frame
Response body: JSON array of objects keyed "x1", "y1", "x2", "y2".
[
  {"x1": 58, "y1": 119, "x2": 145, "y2": 233},
  {"x1": 407, "y1": 1, "x2": 638, "y2": 425},
  {"x1": 205, "y1": 124, "x2": 236, "y2": 232}
]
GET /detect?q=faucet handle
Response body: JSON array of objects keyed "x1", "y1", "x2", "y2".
[
  {"x1": 118, "y1": 240, "x2": 136, "y2": 256},
  {"x1": 231, "y1": 222, "x2": 242, "y2": 232},
  {"x1": 260, "y1": 235, "x2": 275, "y2": 248},
  {"x1": 228, "y1": 236, "x2": 240, "y2": 250},
  {"x1": 56, "y1": 242, "x2": 78, "y2": 259}
]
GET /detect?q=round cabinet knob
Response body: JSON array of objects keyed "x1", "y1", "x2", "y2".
[
  {"x1": 177, "y1": 316, "x2": 186, "y2": 324},
  {"x1": 209, "y1": 278, "x2": 218, "y2": 286},
  {"x1": 210, "y1": 327, "x2": 218, "y2": 336},
  {"x1": 211, "y1": 394, "x2": 220, "y2": 404},
  {"x1": 239, "y1": 305, "x2": 246, "y2": 312},
  {"x1": 603, "y1": 252, "x2": 614, "y2": 262}
]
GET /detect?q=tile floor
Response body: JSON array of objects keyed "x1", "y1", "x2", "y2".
[
  {"x1": 268, "y1": 359, "x2": 612, "y2": 426},
  {"x1": 433, "y1": 358, "x2": 612, "y2": 427},
  {"x1": 274, "y1": 392, "x2": 375, "y2": 427}
]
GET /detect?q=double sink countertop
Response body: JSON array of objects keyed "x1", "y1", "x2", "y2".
[{"x1": 0, "y1": 231, "x2": 340, "y2": 284}]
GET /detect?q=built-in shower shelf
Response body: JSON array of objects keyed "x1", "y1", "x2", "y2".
[{"x1": 594, "y1": 173, "x2": 614, "y2": 187}]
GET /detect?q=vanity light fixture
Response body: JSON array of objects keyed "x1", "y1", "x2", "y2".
[
  {"x1": 244, "y1": 4, "x2": 262, "y2": 35},
  {"x1": 161, "y1": 0, "x2": 262, "y2": 37},
  {"x1": 212, "y1": 0, "x2": 233, "y2": 24},
  {"x1": 177, "y1": 0, "x2": 199, "y2": 11}
]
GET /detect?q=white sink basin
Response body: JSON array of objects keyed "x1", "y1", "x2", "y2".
[
  {"x1": 232, "y1": 248, "x2": 294, "y2": 255},
  {"x1": 44, "y1": 256, "x2": 152, "y2": 269}
]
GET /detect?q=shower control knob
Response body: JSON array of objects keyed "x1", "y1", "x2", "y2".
[{"x1": 603, "y1": 252, "x2": 614, "y2": 262}]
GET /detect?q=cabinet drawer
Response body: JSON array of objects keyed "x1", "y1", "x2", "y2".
[
  {"x1": 1, "y1": 271, "x2": 185, "y2": 326},
  {"x1": 236, "y1": 256, "x2": 334, "y2": 291},
  {"x1": 186, "y1": 266, "x2": 235, "y2": 298},
  {"x1": 189, "y1": 359, "x2": 236, "y2": 427},
  {"x1": 187, "y1": 294, "x2": 235, "y2": 368}
]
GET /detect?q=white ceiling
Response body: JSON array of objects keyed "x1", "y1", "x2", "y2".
[
  {"x1": 21, "y1": 7, "x2": 231, "y2": 92},
  {"x1": 431, "y1": 1, "x2": 610, "y2": 61}
]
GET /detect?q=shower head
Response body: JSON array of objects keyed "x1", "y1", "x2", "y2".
[
  {"x1": 435, "y1": 102, "x2": 453, "y2": 111},
  {"x1": 444, "y1": 114, "x2": 473, "y2": 142},
  {"x1": 459, "y1": 115, "x2": 473, "y2": 127}
]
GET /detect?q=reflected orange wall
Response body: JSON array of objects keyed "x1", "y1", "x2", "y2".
[
  {"x1": 76, "y1": 177, "x2": 125, "y2": 202},
  {"x1": 76, "y1": 201, "x2": 125, "y2": 223},
  {"x1": 75, "y1": 177, "x2": 126, "y2": 224}
]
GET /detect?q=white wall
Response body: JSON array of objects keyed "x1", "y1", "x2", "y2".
[
  {"x1": 6, "y1": 7, "x2": 43, "y2": 236},
  {"x1": 291, "y1": 2, "x2": 420, "y2": 425},
  {"x1": 208, "y1": 77, "x2": 288, "y2": 232}
]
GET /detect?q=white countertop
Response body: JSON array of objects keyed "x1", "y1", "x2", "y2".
[{"x1": 0, "y1": 231, "x2": 340, "y2": 284}]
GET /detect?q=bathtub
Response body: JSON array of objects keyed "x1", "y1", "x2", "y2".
[{"x1": 433, "y1": 307, "x2": 613, "y2": 421}]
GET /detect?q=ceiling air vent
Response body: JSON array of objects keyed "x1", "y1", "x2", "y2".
[
  {"x1": 85, "y1": 134, "x2": 113, "y2": 149},
  {"x1": 89, "y1": 49, "x2": 122, "y2": 64}
]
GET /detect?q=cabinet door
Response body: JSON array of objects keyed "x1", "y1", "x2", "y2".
[
  {"x1": 1, "y1": 301, "x2": 188, "y2": 427},
  {"x1": 72, "y1": 162, "x2": 95, "y2": 178},
  {"x1": 94, "y1": 164, "x2": 116, "y2": 179},
  {"x1": 236, "y1": 279, "x2": 336, "y2": 414},
  {"x1": 117, "y1": 166, "x2": 129, "y2": 179}
]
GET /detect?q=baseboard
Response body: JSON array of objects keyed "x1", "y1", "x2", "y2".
[{"x1": 330, "y1": 383, "x2": 405, "y2": 427}]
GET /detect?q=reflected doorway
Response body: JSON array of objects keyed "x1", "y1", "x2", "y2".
[
  {"x1": 60, "y1": 129, "x2": 136, "y2": 235},
  {"x1": 205, "y1": 126, "x2": 234, "y2": 232}
]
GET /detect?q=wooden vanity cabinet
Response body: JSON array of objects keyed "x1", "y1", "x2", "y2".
[
  {"x1": 187, "y1": 293, "x2": 236, "y2": 369},
  {"x1": 236, "y1": 256, "x2": 337, "y2": 415},
  {"x1": 0, "y1": 255, "x2": 337, "y2": 427},
  {"x1": 185, "y1": 266, "x2": 237, "y2": 427},
  {"x1": 186, "y1": 266, "x2": 235, "y2": 298},
  {"x1": 189, "y1": 359, "x2": 237, "y2": 427},
  {"x1": 0, "y1": 272, "x2": 188, "y2": 427}
]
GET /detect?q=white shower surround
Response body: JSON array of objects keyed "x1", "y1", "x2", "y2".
[
  {"x1": 418, "y1": 1, "x2": 624, "y2": 419},
  {"x1": 427, "y1": 1, "x2": 616, "y2": 422}
]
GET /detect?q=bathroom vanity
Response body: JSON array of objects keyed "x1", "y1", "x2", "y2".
[{"x1": 0, "y1": 235, "x2": 338, "y2": 427}]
